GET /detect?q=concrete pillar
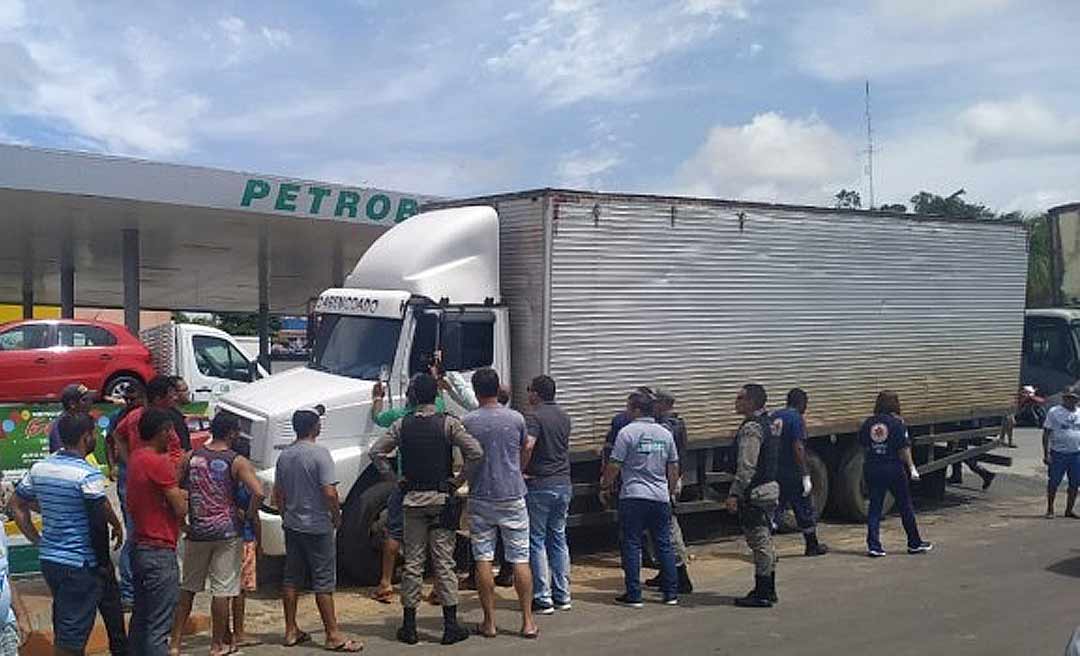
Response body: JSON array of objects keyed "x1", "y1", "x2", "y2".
[
  {"x1": 60, "y1": 235, "x2": 74, "y2": 319},
  {"x1": 122, "y1": 228, "x2": 140, "y2": 334},
  {"x1": 21, "y1": 239, "x2": 33, "y2": 319},
  {"x1": 257, "y1": 223, "x2": 270, "y2": 371}
]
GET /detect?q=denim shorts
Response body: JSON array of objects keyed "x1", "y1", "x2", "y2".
[
  {"x1": 469, "y1": 497, "x2": 530, "y2": 564},
  {"x1": 1049, "y1": 450, "x2": 1080, "y2": 491},
  {"x1": 40, "y1": 560, "x2": 103, "y2": 652},
  {"x1": 387, "y1": 487, "x2": 405, "y2": 542},
  {"x1": 283, "y1": 529, "x2": 336, "y2": 594}
]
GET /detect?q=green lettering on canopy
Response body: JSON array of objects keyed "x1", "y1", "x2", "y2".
[
  {"x1": 308, "y1": 186, "x2": 332, "y2": 214},
  {"x1": 395, "y1": 198, "x2": 419, "y2": 223},
  {"x1": 335, "y1": 191, "x2": 360, "y2": 218},
  {"x1": 366, "y1": 194, "x2": 391, "y2": 221},
  {"x1": 240, "y1": 179, "x2": 271, "y2": 207},
  {"x1": 275, "y1": 183, "x2": 301, "y2": 211}
]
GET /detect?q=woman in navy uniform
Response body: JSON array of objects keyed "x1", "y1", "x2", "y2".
[{"x1": 859, "y1": 391, "x2": 933, "y2": 558}]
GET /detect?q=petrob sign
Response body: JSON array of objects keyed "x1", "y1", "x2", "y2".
[{"x1": 240, "y1": 178, "x2": 421, "y2": 224}]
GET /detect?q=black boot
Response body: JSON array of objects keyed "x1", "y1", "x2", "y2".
[
  {"x1": 734, "y1": 576, "x2": 773, "y2": 608},
  {"x1": 677, "y1": 565, "x2": 694, "y2": 594},
  {"x1": 397, "y1": 607, "x2": 419, "y2": 645},
  {"x1": 804, "y1": 533, "x2": 829, "y2": 557},
  {"x1": 441, "y1": 605, "x2": 469, "y2": 645},
  {"x1": 645, "y1": 572, "x2": 662, "y2": 587},
  {"x1": 767, "y1": 572, "x2": 779, "y2": 604},
  {"x1": 494, "y1": 568, "x2": 514, "y2": 588}
]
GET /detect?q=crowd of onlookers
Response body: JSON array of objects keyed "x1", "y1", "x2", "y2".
[{"x1": 2, "y1": 365, "x2": 1079, "y2": 655}]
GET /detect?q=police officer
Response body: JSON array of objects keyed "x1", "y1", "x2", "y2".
[
  {"x1": 369, "y1": 374, "x2": 484, "y2": 645},
  {"x1": 725, "y1": 383, "x2": 780, "y2": 608},
  {"x1": 860, "y1": 390, "x2": 933, "y2": 557},
  {"x1": 647, "y1": 390, "x2": 693, "y2": 593},
  {"x1": 771, "y1": 389, "x2": 828, "y2": 557}
]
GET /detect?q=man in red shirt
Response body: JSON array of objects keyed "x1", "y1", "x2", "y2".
[
  {"x1": 115, "y1": 377, "x2": 185, "y2": 469},
  {"x1": 127, "y1": 408, "x2": 188, "y2": 656}
]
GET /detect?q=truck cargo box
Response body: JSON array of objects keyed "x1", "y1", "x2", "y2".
[{"x1": 431, "y1": 190, "x2": 1029, "y2": 445}]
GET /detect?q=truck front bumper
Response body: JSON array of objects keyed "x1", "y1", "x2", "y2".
[{"x1": 258, "y1": 510, "x2": 287, "y2": 557}]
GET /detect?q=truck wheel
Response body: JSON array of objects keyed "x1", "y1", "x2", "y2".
[
  {"x1": 338, "y1": 480, "x2": 395, "y2": 585},
  {"x1": 103, "y1": 374, "x2": 144, "y2": 400},
  {"x1": 836, "y1": 446, "x2": 894, "y2": 522},
  {"x1": 806, "y1": 449, "x2": 830, "y2": 518},
  {"x1": 775, "y1": 450, "x2": 830, "y2": 532}
]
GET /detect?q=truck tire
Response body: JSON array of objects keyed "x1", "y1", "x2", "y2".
[
  {"x1": 806, "y1": 449, "x2": 830, "y2": 518},
  {"x1": 338, "y1": 480, "x2": 395, "y2": 585},
  {"x1": 836, "y1": 446, "x2": 893, "y2": 522},
  {"x1": 103, "y1": 373, "x2": 145, "y2": 400},
  {"x1": 775, "y1": 449, "x2": 830, "y2": 532}
]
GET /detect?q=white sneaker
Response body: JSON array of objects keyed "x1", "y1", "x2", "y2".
[
  {"x1": 555, "y1": 600, "x2": 572, "y2": 612},
  {"x1": 867, "y1": 548, "x2": 887, "y2": 558}
]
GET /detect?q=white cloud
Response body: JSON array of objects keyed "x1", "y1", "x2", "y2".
[
  {"x1": 556, "y1": 151, "x2": 622, "y2": 188},
  {"x1": 487, "y1": 0, "x2": 746, "y2": 106},
  {"x1": 307, "y1": 156, "x2": 516, "y2": 198},
  {"x1": 677, "y1": 112, "x2": 858, "y2": 203},
  {"x1": 260, "y1": 26, "x2": 292, "y2": 49},
  {"x1": 873, "y1": 0, "x2": 1012, "y2": 26},
  {"x1": 959, "y1": 96, "x2": 1080, "y2": 161},
  {"x1": 0, "y1": 0, "x2": 25, "y2": 31}
]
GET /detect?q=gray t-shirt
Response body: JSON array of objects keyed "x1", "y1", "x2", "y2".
[
  {"x1": 464, "y1": 405, "x2": 528, "y2": 502},
  {"x1": 275, "y1": 440, "x2": 338, "y2": 535},
  {"x1": 525, "y1": 402, "x2": 572, "y2": 488},
  {"x1": 611, "y1": 417, "x2": 677, "y2": 503}
]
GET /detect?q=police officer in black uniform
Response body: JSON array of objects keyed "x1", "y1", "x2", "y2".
[
  {"x1": 370, "y1": 374, "x2": 484, "y2": 645},
  {"x1": 726, "y1": 383, "x2": 780, "y2": 608}
]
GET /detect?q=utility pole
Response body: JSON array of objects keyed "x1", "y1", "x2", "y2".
[{"x1": 864, "y1": 80, "x2": 876, "y2": 210}]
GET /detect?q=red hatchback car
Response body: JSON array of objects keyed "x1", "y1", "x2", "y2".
[{"x1": 0, "y1": 319, "x2": 157, "y2": 402}]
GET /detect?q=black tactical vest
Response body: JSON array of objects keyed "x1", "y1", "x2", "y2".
[
  {"x1": 739, "y1": 412, "x2": 779, "y2": 492},
  {"x1": 400, "y1": 413, "x2": 452, "y2": 492}
]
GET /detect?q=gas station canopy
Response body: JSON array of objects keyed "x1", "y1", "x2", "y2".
[{"x1": 0, "y1": 143, "x2": 429, "y2": 318}]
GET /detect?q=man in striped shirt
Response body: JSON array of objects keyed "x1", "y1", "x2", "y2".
[{"x1": 11, "y1": 412, "x2": 123, "y2": 655}]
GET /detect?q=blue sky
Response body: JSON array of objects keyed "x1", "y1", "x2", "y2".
[{"x1": 1, "y1": 0, "x2": 1078, "y2": 213}]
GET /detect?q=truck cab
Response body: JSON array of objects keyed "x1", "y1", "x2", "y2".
[
  {"x1": 1022, "y1": 308, "x2": 1080, "y2": 401},
  {"x1": 215, "y1": 207, "x2": 509, "y2": 565},
  {"x1": 141, "y1": 322, "x2": 270, "y2": 404}
]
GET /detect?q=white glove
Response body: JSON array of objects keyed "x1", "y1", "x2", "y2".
[
  {"x1": 801, "y1": 475, "x2": 812, "y2": 497},
  {"x1": 909, "y1": 466, "x2": 920, "y2": 481}
]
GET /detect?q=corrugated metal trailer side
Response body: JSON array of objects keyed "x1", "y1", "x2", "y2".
[{"x1": 433, "y1": 189, "x2": 1026, "y2": 520}]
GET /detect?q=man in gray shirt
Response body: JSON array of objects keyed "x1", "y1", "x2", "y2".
[
  {"x1": 601, "y1": 389, "x2": 680, "y2": 607},
  {"x1": 522, "y1": 375, "x2": 573, "y2": 614},
  {"x1": 464, "y1": 368, "x2": 538, "y2": 640},
  {"x1": 273, "y1": 409, "x2": 361, "y2": 652}
]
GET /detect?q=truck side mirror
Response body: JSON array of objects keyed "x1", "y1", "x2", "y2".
[{"x1": 248, "y1": 360, "x2": 259, "y2": 382}]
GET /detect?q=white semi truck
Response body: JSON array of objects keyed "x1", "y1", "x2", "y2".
[{"x1": 217, "y1": 189, "x2": 1027, "y2": 583}]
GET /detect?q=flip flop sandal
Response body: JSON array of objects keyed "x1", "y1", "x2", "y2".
[
  {"x1": 325, "y1": 639, "x2": 364, "y2": 652},
  {"x1": 520, "y1": 630, "x2": 540, "y2": 640},
  {"x1": 284, "y1": 631, "x2": 312, "y2": 647},
  {"x1": 371, "y1": 588, "x2": 394, "y2": 604}
]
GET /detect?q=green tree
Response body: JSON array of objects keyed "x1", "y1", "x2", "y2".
[
  {"x1": 834, "y1": 189, "x2": 862, "y2": 209},
  {"x1": 172, "y1": 311, "x2": 280, "y2": 337},
  {"x1": 909, "y1": 189, "x2": 995, "y2": 219},
  {"x1": 1026, "y1": 214, "x2": 1055, "y2": 308}
]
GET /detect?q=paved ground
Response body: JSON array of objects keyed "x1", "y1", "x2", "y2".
[{"x1": 23, "y1": 429, "x2": 1080, "y2": 655}]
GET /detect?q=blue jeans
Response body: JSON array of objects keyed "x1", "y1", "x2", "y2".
[
  {"x1": 865, "y1": 461, "x2": 923, "y2": 552},
  {"x1": 618, "y1": 498, "x2": 676, "y2": 601},
  {"x1": 131, "y1": 546, "x2": 179, "y2": 656},
  {"x1": 526, "y1": 484, "x2": 572, "y2": 605},
  {"x1": 40, "y1": 559, "x2": 103, "y2": 653},
  {"x1": 117, "y1": 465, "x2": 134, "y2": 604}
]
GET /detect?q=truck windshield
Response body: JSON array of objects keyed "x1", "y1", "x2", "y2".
[{"x1": 310, "y1": 315, "x2": 402, "y2": 380}]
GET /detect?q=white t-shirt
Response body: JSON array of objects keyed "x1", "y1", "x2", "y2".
[{"x1": 1045, "y1": 405, "x2": 1080, "y2": 454}]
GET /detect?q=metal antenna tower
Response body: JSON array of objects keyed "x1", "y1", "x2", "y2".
[{"x1": 864, "y1": 80, "x2": 875, "y2": 209}]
